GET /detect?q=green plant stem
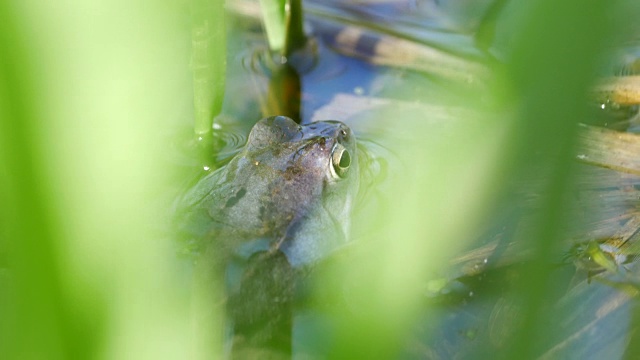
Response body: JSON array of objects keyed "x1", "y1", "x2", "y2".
[
  {"x1": 260, "y1": 0, "x2": 286, "y2": 52},
  {"x1": 501, "y1": 1, "x2": 626, "y2": 358},
  {"x1": 283, "y1": 0, "x2": 305, "y2": 56},
  {"x1": 0, "y1": 6, "x2": 71, "y2": 360},
  {"x1": 260, "y1": 0, "x2": 306, "y2": 58},
  {"x1": 191, "y1": 0, "x2": 226, "y2": 136}
]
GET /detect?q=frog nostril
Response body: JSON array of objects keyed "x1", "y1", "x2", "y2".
[{"x1": 339, "y1": 128, "x2": 349, "y2": 141}]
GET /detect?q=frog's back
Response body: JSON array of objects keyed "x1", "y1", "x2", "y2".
[{"x1": 176, "y1": 116, "x2": 359, "y2": 266}]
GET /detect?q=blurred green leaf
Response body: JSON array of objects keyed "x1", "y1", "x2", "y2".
[
  {"x1": 1, "y1": 1, "x2": 211, "y2": 359},
  {"x1": 191, "y1": 0, "x2": 226, "y2": 136},
  {"x1": 0, "y1": 3, "x2": 73, "y2": 358},
  {"x1": 260, "y1": 0, "x2": 287, "y2": 52},
  {"x1": 260, "y1": 0, "x2": 306, "y2": 57},
  {"x1": 501, "y1": 1, "x2": 632, "y2": 357}
]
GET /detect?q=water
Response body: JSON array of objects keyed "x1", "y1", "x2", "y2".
[{"x1": 173, "y1": 0, "x2": 640, "y2": 358}]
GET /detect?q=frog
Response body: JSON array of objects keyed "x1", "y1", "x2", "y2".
[
  {"x1": 175, "y1": 115, "x2": 359, "y2": 357},
  {"x1": 176, "y1": 114, "x2": 359, "y2": 267}
]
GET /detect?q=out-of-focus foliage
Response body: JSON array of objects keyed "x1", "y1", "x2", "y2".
[
  {"x1": 2, "y1": 0, "x2": 639, "y2": 359},
  {"x1": 259, "y1": 0, "x2": 305, "y2": 56},
  {"x1": 0, "y1": 1, "x2": 206, "y2": 359},
  {"x1": 192, "y1": 0, "x2": 226, "y2": 136}
]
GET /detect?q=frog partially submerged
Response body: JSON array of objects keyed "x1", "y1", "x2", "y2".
[
  {"x1": 175, "y1": 115, "x2": 359, "y2": 357},
  {"x1": 177, "y1": 115, "x2": 359, "y2": 266}
]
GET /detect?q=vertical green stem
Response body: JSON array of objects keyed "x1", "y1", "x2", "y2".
[
  {"x1": 260, "y1": 0, "x2": 306, "y2": 58},
  {"x1": 259, "y1": 0, "x2": 286, "y2": 53},
  {"x1": 502, "y1": 1, "x2": 626, "y2": 358},
  {"x1": 284, "y1": 0, "x2": 305, "y2": 56},
  {"x1": 0, "y1": 6, "x2": 71, "y2": 360},
  {"x1": 191, "y1": 0, "x2": 226, "y2": 136}
]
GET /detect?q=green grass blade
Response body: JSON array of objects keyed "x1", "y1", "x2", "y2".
[
  {"x1": 191, "y1": 0, "x2": 226, "y2": 136},
  {"x1": 1, "y1": 1, "x2": 211, "y2": 359},
  {"x1": 501, "y1": 1, "x2": 631, "y2": 357},
  {"x1": 260, "y1": 0, "x2": 306, "y2": 57},
  {"x1": 0, "y1": 5, "x2": 73, "y2": 359},
  {"x1": 260, "y1": 0, "x2": 287, "y2": 52}
]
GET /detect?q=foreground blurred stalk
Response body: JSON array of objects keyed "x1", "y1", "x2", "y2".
[
  {"x1": 1, "y1": 1, "x2": 206, "y2": 359},
  {"x1": 191, "y1": 0, "x2": 226, "y2": 136},
  {"x1": 0, "y1": 4, "x2": 69, "y2": 358},
  {"x1": 500, "y1": 1, "x2": 630, "y2": 358}
]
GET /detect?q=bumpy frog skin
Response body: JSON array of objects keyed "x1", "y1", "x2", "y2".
[{"x1": 178, "y1": 116, "x2": 359, "y2": 267}]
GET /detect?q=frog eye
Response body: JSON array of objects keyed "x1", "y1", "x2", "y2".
[{"x1": 331, "y1": 143, "x2": 351, "y2": 179}]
